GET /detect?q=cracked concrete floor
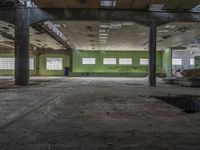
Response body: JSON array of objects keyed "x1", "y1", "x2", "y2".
[{"x1": 0, "y1": 77, "x2": 200, "y2": 150}]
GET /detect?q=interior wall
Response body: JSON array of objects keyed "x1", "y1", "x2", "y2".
[
  {"x1": 0, "y1": 51, "x2": 38, "y2": 76},
  {"x1": 0, "y1": 50, "x2": 70, "y2": 77},
  {"x1": 162, "y1": 48, "x2": 172, "y2": 77},
  {"x1": 72, "y1": 51, "x2": 162, "y2": 77},
  {"x1": 39, "y1": 54, "x2": 70, "y2": 76},
  {"x1": 0, "y1": 50, "x2": 166, "y2": 77},
  {"x1": 172, "y1": 50, "x2": 199, "y2": 76},
  {"x1": 195, "y1": 56, "x2": 200, "y2": 69}
]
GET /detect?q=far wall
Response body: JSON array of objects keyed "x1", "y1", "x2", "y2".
[
  {"x1": 72, "y1": 50, "x2": 162, "y2": 77},
  {"x1": 2, "y1": 49, "x2": 187, "y2": 77},
  {"x1": 172, "y1": 50, "x2": 200, "y2": 76}
]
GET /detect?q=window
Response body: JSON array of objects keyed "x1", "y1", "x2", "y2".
[
  {"x1": 29, "y1": 58, "x2": 34, "y2": 70},
  {"x1": 119, "y1": 58, "x2": 132, "y2": 65},
  {"x1": 172, "y1": 59, "x2": 182, "y2": 65},
  {"x1": 82, "y1": 58, "x2": 96, "y2": 65},
  {"x1": 0, "y1": 57, "x2": 34, "y2": 70},
  {"x1": 190, "y1": 59, "x2": 195, "y2": 65},
  {"x1": 140, "y1": 59, "x2": 149, "y2": 65},
  {"x1": 0, "y1": 57, "x2": 15, "y2": 70},
  {"x1": 46, "y1": 58, "x2": 63, "y2": 70},
  {"x1": 103, "y1": 58, "x2": 116, "y2": 65}
]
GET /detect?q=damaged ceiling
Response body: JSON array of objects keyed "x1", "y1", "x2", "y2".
[
  {"x1": 0, "y1": 20, "x2": 200, "y2": 51},
  {"x1": 54, "y1": 21, "x2": 200, "y2": 51}
]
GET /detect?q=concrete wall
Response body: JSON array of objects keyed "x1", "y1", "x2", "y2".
[
  {"x1": 0, "y1": 50, "x2": 166, "y2": 77},
  {"x1": 39, "y1": 54, "x2": 70, "y2": 76},
  {"x1": 172, "y1": 51, "x2": 190, "y2": 70},
  {"x1": 172, "y1": 50, "x2": 200, "y2": 74},
  {"x1": 0, "y1": 51, "x2": 38, "y2": 76},
  {"x1": 72, "y1": 51, "x2": 163, "y2": 77},
  {"x1": 162, "y1": 48, "x2": 172, "y2": 77},
  {"x1": 195, "y1": 56, "x2": 200, "y2": 69},
  {"x1": 0, "y1": 51, "x2": 70, "y2": 76}
]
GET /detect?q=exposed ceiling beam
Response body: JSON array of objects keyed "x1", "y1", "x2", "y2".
[
  {"x1": 32, "y1": 22, "x2": 74, "y2": 50},
  {"x1": 0, "y1": 8, "x2": 200, "y2": 26},
  {"x1": 29, "y1": 8, "x2": 200, "y2": 26}
]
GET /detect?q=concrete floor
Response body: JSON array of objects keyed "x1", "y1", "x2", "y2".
[{"x1": 0, "y1": 77, "x2": 200, "y2": 150}]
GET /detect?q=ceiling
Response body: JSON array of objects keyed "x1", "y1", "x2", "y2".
[
  {"x1": 33, "y1": 0, "x2": 200, "y2": 10},
  {"x1": 0, "y1": 20, "x2": 200, "y2": 51},
  {"x1": 54, "y1": 21, "x2": 200, "y2": 51},
  {"x1": 1, "y1": 1, "x2": 200, "y2": 51}
]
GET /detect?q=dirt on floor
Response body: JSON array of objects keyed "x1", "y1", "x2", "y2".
[{"x1": 0, "y1": 77, "x2": 200, "y2": 150}]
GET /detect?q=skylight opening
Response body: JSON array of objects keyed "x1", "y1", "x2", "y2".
[
  {"x1": 99, "y1": 25, "x2": 109, "y2": 28},
  {"x1": 99, "y1": 33, "x2": 109, "y2": 36},
  {"x1": 99, "y1": 37, "x2": 108, "y2": 40},
  {"x1": 149, "y1": 4, "x2": 164, "y2": 11},
  {"x1": 164, "y1": 25, "x2": 176, "y2": 29},
  {"x1": 100, "y1": 0, "x2": 117, "y2": 8}
]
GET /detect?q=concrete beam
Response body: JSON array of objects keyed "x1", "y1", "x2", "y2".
[
  {"x1": 69, "y1": 50, "x2": 73, "y2": 74},
  {"x1": 15, "y1": 7, "x2": 30, "y2": 86},
  {"x1": 149, "y1": 23, "x2": 157, "y2": 87},
  {"x1": 29, "y1": 8, "x2": 200, "y2": 25},
  {"x1": 0, "y1": 8, "x2": 200, "y2": 25}
]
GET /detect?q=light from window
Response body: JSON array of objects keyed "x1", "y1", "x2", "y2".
[
  {"x1": 0, "y1": 57, "x2": 15, "y2": 70},
  {"x1": 172, "y1": 59, "x2": 182, "y2": 65},
  {"x1": 190, "y1": 59, "x2": 195, "y2": 65},
  {"x1": 47, "y1": 58, "x2": 63, "y2": 70},
  {"x1": 29, "y1": 58, "x2": 34, "y2": 70},
  {"x1": 0, "y1": 57, "x2": 34, "y2": 70},
  {"x1": 103, "y1": 58, "x2": 116, "y2": 65},
  {"x1": 140, "y1": 59, "x2": 149, "y2": 65},
  {"x1": 119, "y1": 58, "x2": 132, "y2": 65},
  {"x1": 82, "y1": 58, "x2": 96, "y2": 65}
]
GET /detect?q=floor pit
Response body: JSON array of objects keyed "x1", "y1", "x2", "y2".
[{"x1": 155, "y1": 95, "x2": 200, "y2": 113}]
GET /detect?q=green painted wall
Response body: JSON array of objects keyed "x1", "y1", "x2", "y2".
[
  {"x1": 0, "y1": 52, "x2": 37, "y2": 76},
  {"x1": 162, "y1": 48, "x2": 172, "y2": 77},
  {"x1": 195, "y1": 56, "x2": 200, "y2": 69},
  {"x1": 39, "y1": 54, "x2": 70, "y2": 76},
  {"x1": 72, "y1": 51, "x2": 162, "y2": 76},
  {"x1": 0, "y1": 50, "x2": 166, "y2": 77}
]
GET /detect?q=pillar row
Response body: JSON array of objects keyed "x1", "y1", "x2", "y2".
[
  {"x1": 149, "y1": 22, "x2": 157, "y2": 87},
  {"x1": 15, "y1": 7, "x2": 30, "y2": 85}
]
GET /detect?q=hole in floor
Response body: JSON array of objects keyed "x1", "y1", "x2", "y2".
[{"x1": 155, "y1": 95, "x2": 200, "y2": 113}]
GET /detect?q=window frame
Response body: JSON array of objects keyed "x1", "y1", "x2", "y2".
[
  {"x1": 103, "y1": 58, "x2": 117, "y2": 65},
  {"x1": 82, "y1": 58, "x2": 96, "y2": 65},
  {"x1": 140, "y1": 58, "x2": 149, "y2": 65},
  {"x1": 46, "y1": 57, "x2": 63, "y2": 71},
  {"x1": 119, "y1": 58, "x2": 132, "y2": 65},
  {"x1": 172, "y1": 59, "x2": 182, "y2": 65}
]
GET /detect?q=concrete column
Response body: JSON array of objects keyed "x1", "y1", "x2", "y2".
[
  {"x1": 69, "y1": 50, "x2": 73, "y2": 74},
  {"x1": 15, "y1": 7, "x2": 30, "y2": 85},
  {"x1": 149, "y1": 22, "x2": 157, "y2": 86}
]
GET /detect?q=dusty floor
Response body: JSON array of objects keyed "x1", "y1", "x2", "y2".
[{"x1": 0, "y1": 77, "x2": 200, "y2": 150}]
